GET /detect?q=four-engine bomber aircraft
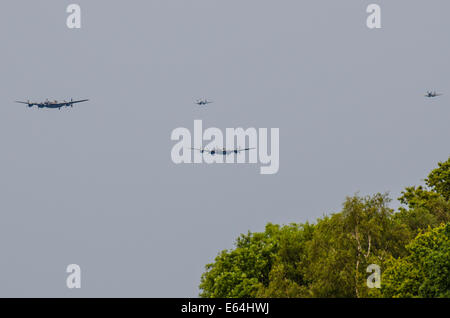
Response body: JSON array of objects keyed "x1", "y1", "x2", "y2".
[
  {"x1": 195, "y1": 99, "x2": 213, "y2": 106},
  {"x1": 425, "y1": 91, "x2": 442, "y2": 98},
  {"x1": 15, "y1": 98, "x2": 89, "y2": 109},
  {"x1": 191, "y1": 147, "x2": 255, "y2": 155}
]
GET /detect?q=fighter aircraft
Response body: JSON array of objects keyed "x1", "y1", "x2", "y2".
[
  {"x1": 195, "y1": 99, "x2": 213, "y2": 106},
  {"x1": 191, "y1": 147, "x2": 255, "y2": 155},
  {"x1": 425, "y1": 91, "x2": 442, "y2": 98},
  {"x1": 15, "y1": 98, "x2": 89, "y2": 109}
]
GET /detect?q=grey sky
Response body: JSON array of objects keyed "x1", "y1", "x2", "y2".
[{"x1": 0, "y1": 0, "x2": 449, "y2": 297}]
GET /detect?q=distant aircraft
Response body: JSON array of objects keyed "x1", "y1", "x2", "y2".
[
  {"x1": 15, "y1": 98, "x2": 89, "y2": 109},
  {"x1": 191, "y1": 147, "x2": 255, "y2": 155},
  {"x1": 425, "y1": 91, "x2": 442, "y2": 98},
  {"x1": 195, "y1": 99, "x2": 213, "y2": 106}
]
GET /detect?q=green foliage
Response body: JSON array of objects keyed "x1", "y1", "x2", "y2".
[
  {"x1": 395, "y1": 198, "x2": 450, "y2": 236},
  {"x1": 426, "y1": 158, "x2": 450, "y2": 200},
  {"x1": 398, "y1": 186, "x2": 441, "y2": 211},
  {"x1": 303, "y1": 194, "x2": 410, "y2": 297},
  {"x1": 382, "y1": 223, "x2": 450, "y2": 298},
  {"x1": 397, "y1": 157, "x2": 450, "y2": 236},
  {"x1": 199, "y1": 225, "x2": 279, "y2": 298},
  {"x1": 199, "y1": 157, "x2": 450, "y2": 298},
  {"x1": 257, "y1": 223, "x2": 314, "y2": 297},
  {"x1": 199, "y1": 223, "x2": 314, "y2": 298}
]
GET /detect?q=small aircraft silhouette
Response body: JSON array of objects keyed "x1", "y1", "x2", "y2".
[
  {"x1": 191, "y1": 147, "x2": 255, "y2": 155},
  {"x1": 425, "y1": 91, "x2": 442, "y2": 98},
  {"x1": 195, "y1": 99, "x2": 213, "y2": 106},
  {"x1": 15, "y1": 98, "x2": 89, "y2": 109}
]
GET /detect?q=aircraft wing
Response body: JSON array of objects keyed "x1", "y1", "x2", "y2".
[
  {"x1": 191, "y1": 148, "x2": 213, "y2": 153},
  {"x1": 70, "y1": 99, "x2": 89, "y2": 104},
  {"x1": 235, "y1": 147, "x2": 255, "y2": 153},
  {"x1": 49, "y1": 102, "x2": 65, "y2": 107},
  {"x1": 15, "y1": 101, "x2": 33, "y2": 105}
]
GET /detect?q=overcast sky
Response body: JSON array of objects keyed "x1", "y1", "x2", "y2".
[{"x1": 0, "y1": 0, "x2": 449, "y2": 297}]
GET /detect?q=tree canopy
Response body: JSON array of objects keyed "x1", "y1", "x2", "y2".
[
  {"x1": 382, "y1": 223, "x2": 450, "y2": 298},
  {"x1": 199, "y1": 157, "x2": 450, "y2": 298}
]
